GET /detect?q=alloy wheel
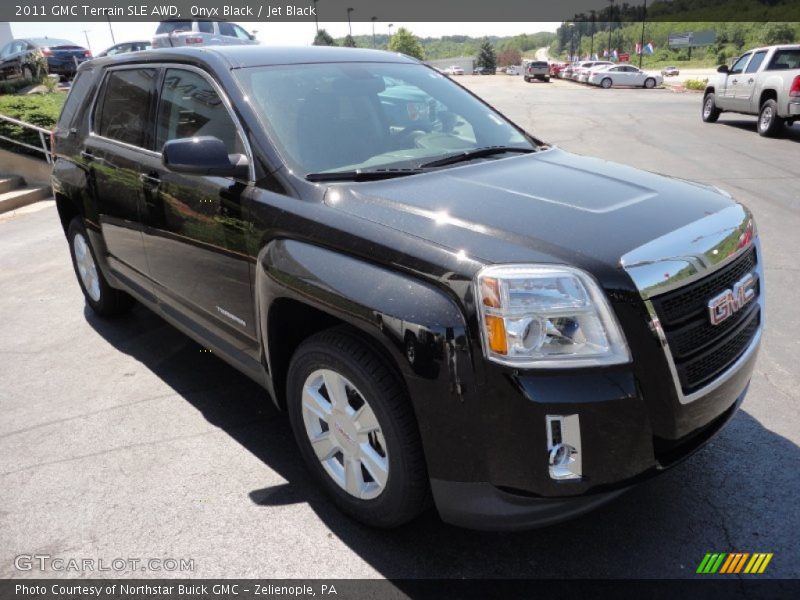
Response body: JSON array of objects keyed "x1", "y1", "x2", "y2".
[
  {"x1": 301, "y1": 369, "x2": 389, "y2": 500},
  {"x1": 73, "y1": 232, "x2": 101, "y2": 302}
]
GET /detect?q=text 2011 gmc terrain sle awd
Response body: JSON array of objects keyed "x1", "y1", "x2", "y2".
[{"x1": 52, "y1": 47, "x2": 763, "y2": 530}]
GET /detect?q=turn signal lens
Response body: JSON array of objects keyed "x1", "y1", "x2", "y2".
[
  {"x1": 480, "y1": 277, "x2": 501, "y2": 308},
  {"x1": 485, "y1": 315, "x2": 508, "y2": 355}
]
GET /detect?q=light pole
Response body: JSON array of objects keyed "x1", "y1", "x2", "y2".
[
  {"x1": 590, "y1": 11, "x2": 595, "y2": 59},
  {"x1": 313, "y1": 0, "x2": 319, "y2": 34},
  {"x1": 106, "y1": 16, "x2": 116, "y2": 45},
  {"x1": 81, "y1": 29, "x2": 92, "y2": 53},
  {"x1": 388, "y1": 23, "x2": 394, "y2": 42},
  {"x1": 638, "y1": 0, "x2": 647, "y2": 68},
  {"x1": 607, "y1": 0, "x2": 614, "y2": 60},
  {"x1": 567, "y1": 23, "x2": 575, "y2": 61},
  {"x1": 347, "y1": 7, "x2": 354, "y2": 37},
  {"x1": 371, "y1": 16, "x2": 377, "y2": 47}
]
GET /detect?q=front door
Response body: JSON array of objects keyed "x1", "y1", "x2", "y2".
[
  {"x1": 718, "y1": 53, "x2": 752, "y2": 108},
  {"x1": 139, "y1": 67, "x2": 257, "y2": 344}
]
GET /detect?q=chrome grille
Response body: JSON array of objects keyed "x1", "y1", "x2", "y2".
[{"x1": 650, "y1": 247, "x2": 761, "y2": 394}]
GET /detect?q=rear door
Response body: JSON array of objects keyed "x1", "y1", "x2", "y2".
[
  {"x1": 138, "y1": 66, "x2": 257, "y2": 343},
  {"x1": 83, "y1": 66, "x2": 158, "y2": 291},
  {"x1": 734, "y1": 49, "x2": 768, "y2": 110}
]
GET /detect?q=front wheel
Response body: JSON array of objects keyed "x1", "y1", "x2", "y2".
[
  {"x1": 757, "y1": 99, "x2": 783, "y2": 137},
  {"x1": 67, "y1": 217, "x2": 135, "y2": 316},
  {"x1": 287, "y1": 328, "x2": 430, "y2": 528},
  {"x1": 702, "y1": 93, "x2": 721, "y2": 123},
  {"x1": 601, "y1": 77, "x2": 613, "y2": 89},
  {"x1": 644, "y1": 77, "x2": 656, "y2": 89}
]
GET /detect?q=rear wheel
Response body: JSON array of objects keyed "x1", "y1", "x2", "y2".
[
  {"x1": 22, "y1": 66, "x2": 33, "y2": 80},
  {"x1": 287, "y1": 328, "x2": 429, "y2": 528},
  {"x1": 757, "y1": 99, "x2": 783, "y2": 137},
  {"x1": 67, "y1": 218, "x2": 135, "y2": 316},
  {"x1": 702, "y1": 93, "x2": 721, "y2": 123},
  {"x1": 601, "y1": 77, "x2": 613, "y2": 89},
  {"x1": 644, "y1": 77, "x2": 656, "y2": 89}
]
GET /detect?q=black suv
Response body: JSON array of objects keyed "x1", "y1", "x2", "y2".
[{"x1": 52, "y1": 46, "x2": 763, "y2": 530}]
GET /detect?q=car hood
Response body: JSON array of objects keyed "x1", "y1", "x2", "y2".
[{"x1": 325, "y1": 148, "x2": 736, "y2": 283}]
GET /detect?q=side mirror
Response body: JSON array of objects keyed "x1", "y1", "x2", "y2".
[
  {"x1": 717, "y1": 64, "x2": 730, "y2": 74},
  {"x1": 162, "y1": 136, "x2": 249, "y2": 180}
]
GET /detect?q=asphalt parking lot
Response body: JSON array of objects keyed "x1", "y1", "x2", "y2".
[{"x1": 1, "y1": 75, "x2": 799, "y2": 580}]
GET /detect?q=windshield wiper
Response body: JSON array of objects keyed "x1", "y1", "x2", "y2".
[
  {"x1": 306, "y1": 168, "x2": 424, "y2": 182},
  {"x1": 418, "y1": 146, "x2": 536, "y2": 169}
]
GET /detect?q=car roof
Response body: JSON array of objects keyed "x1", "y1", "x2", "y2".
[{"x1": 87, "y1": 45, "x2": 420, "y2": 70}]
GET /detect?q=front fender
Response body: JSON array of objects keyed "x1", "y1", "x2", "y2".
[{"x1": 256, "y1": 239, "x2": 477, "y2": 479}]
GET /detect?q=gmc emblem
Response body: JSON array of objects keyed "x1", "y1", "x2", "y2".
[{"x1": 707, "y1": 272, "x2": 757, "y2": 326}]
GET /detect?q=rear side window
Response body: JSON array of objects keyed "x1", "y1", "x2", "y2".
[
  {"x1": 95, "y1": 69, "x2": 156, "y2": 147},
  {"x1": 57, "y1": 71, "x2": 92, "y2": 128},
  {"x1": 745, "y1": 50, "x2": 767, "y2": 73},
  {"x1": 156, "y1": 21, "x2": 192, "y2": 34},
  {"x1": 155, "y1": 68, "x2": 243, "y2": 154},
  {"x1": 767, "y1": 49, "x2": 800, "y2": 70},
  {"x1": 197, "y1": 21, "x2": 214, "y2": 33}
]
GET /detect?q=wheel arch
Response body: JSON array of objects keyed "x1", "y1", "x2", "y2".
[
  {"x1": 759, "y1": 88, "x2": 778, "y2": 107},
  {"x1": 256, "y1": 240, "x2": 475, "y2": 418}
]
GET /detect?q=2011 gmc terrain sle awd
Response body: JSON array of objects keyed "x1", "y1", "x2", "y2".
[{"x1": 51, "y1": 46, "x2": 763, "y2": 530}]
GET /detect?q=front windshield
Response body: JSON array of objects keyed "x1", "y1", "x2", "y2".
[{"x1": 234, "y1": 62, "x2": 535, "y2": 175}]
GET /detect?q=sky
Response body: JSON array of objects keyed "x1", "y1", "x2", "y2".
[{"x1": 9, "y1": 21, "x2": 560, "y2": 54}]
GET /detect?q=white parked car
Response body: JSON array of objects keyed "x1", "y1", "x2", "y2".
[
  {"x1": 575, "y1": 61, "x2": 614, "y2": 83},
  {"x1": 588, "y1": 64, "x2": 663, "y2": 88},
  {"x1": 444, "y1": 65, "x2": 465, "y2": 76},
  {"x1": 505, "y1": 65, "x2": 521, "y2": 75}
]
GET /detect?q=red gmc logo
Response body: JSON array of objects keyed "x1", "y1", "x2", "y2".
[{"x1": 707, "y1": 272, "x2": 757, "y2": 326}]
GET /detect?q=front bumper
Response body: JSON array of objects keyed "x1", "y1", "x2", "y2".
[{"x1": 430, "y1": 378, "x2": 750, "y2": 531}]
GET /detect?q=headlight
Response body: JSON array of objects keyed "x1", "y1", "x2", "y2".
[{"x1": 475, "y1": 264, "x2": 630, "y2": 368}]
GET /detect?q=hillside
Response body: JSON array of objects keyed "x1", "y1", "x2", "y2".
[{"x1": 331, "y1": 31, "x2": 556, "y2": 61}]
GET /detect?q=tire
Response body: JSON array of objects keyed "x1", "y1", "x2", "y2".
[
  {"x1": 757, "y1": 99, "x2": 783, "y2": 137},
  {"x1": 67, "y1": 217, "x2": 135, "y2": 317},
  {"x1": 601, "y1": 77, "x2": 613, "y2": 89},
  {"x1": 544, "y1": 76, "x2": 550, "y2": 83},
  {"x1": 22, "y1": 66, "x2": 33, "y2": 81},
  {"x1": 287, "y1": 328, "x2": 430, "y2": 528},
  {"x1": 702, "y1": 93, "x2": 721, "y2": 123},
  {"x1": 524, "y1": 77, "x2": 530, "y2": 83},
  {"x1": 644, "y1": 77, "x2": 656, "y2": 89}
]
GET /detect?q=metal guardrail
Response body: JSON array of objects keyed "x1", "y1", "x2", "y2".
[{"x1": 0, "y1": 113, "x2": 53, "y2": 164}]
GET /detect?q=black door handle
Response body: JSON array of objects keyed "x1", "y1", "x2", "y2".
[{"x1": 748, "y1": 78, "x2": 754, "y2": 83}]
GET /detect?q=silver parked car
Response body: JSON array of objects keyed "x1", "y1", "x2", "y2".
[
  {"x1": 151, "y1": 20, "x2": 258, "y2": 48},
  {"x1": 96, "y1": 41, "x2": 151, "y2": 58},
  {"x1": 588, "y1": 64, "x2": 663, "y2": 88}
]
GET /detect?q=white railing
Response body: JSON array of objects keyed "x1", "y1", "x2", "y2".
[{"x1": 0, "y1": 113, "x2": 53, "y2": 164}]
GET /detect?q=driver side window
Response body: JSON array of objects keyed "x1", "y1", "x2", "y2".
[
  {"x1": 730, "y1": 54, "x2": 751, "y2": 75},
  {"x1": 95, "y1": 69, "x2": 156, "y2": 148}
]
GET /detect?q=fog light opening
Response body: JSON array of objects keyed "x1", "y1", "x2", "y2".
[{"x1": 546, "y1": 415, "x2": 582, "y2": 481}]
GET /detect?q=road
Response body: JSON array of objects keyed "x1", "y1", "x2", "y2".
[{"x1": 1, "y1": 77, "x2": 799, "y2": 580}]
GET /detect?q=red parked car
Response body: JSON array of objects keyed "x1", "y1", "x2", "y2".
[{"x1": 549, "y1": 62, "x2": 566, "y2": 77}]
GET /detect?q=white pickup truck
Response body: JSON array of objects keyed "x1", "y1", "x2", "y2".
[{"x1": 702, "y1": 44, "x2": 800, "y2": 136}]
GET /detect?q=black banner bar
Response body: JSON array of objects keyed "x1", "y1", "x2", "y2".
[
  {"x1": 2, "y1": 579, "x2": 800, "y2": 600},
  {"x1": 3, "y1": 0, "x2": 800, "y2": 23}
]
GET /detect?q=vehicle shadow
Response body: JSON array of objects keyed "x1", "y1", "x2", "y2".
[
  {"x1": 86, "y1": 304, "x2": 799, "y2": 579},
  {"x1": 719, "y1": 118, "x2": 800, "y2": 141}
]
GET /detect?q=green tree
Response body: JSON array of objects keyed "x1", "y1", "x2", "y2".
[
  {"x1": 343, "y1": 34, "x2": 357, "y2": 48},
  {"x1": 476, "y1": 39, "x2": 497, "y2": 70},
  {"x1": 760, "y1": 22, "x2": 796, "y2": 45},
  {"x1": 388, "y1": 27, "x2": 424, "y2": 60},
  {"x1": 313, "y1": 29, "x2": 336, "y2": 46}
]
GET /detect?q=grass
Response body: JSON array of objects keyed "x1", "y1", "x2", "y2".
[{"x1": 0, "y1": 93, "x2": 66, "y2": 157}]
